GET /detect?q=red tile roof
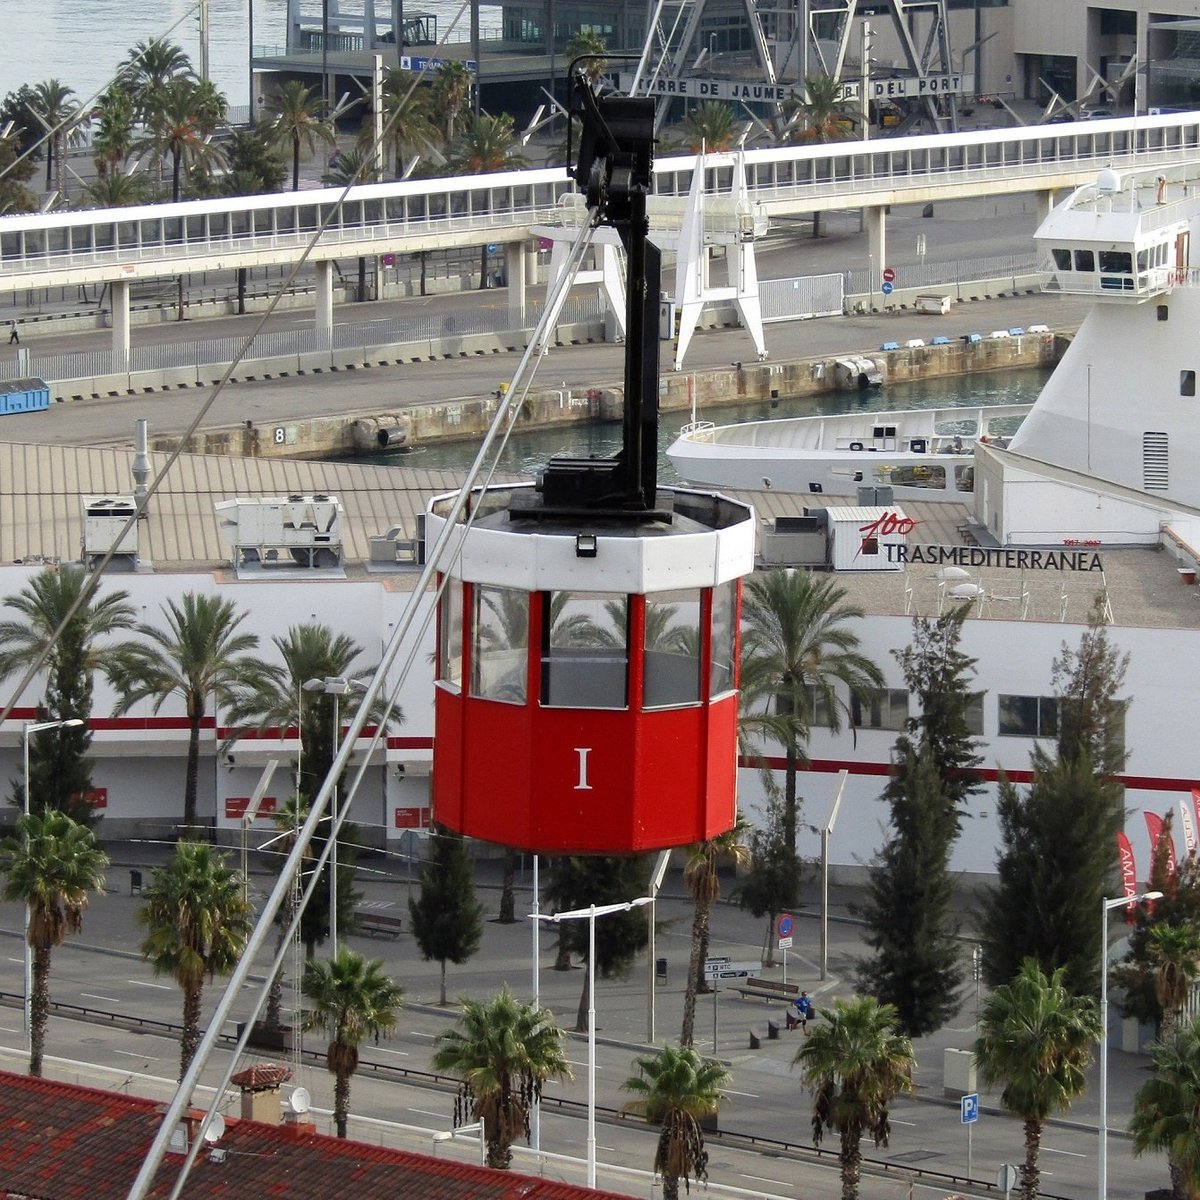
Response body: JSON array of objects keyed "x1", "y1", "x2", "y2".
[{"x1": 0, "y1": 1070, "x2": 637, "y2": 1200}]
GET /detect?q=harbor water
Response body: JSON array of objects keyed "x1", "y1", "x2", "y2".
[{"x1": 368, "y1": 365, "x2": 1053, "y2": 483}]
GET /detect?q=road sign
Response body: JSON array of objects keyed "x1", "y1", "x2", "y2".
[
  {"x1": 381, "y1": 253, "x2": 396, "y2": 267},
  {"x1": 881, "y1": 281, "x2": 895, "y2": 295},
  {"x1": 778, "y1": 936, "x2": 793, "y2": 949},
  {"x1": 486, "y1": 243, "x2": 498, "y2": 255},
  {"x1": 960, "y1": 1093, "x2": 980, "y2": 1124},
  {"x1": 703, "y1": 956, "x2": 730, "y2": 966},
  {"x1": 703, "y1": 959, "x2": 760, "y2": 980},
  {"x1": 996, "y1": 1164, "x2": 1019, "y2": 1196},
  {"x1": 776, "y1": 913, "x2": 794, "y2": 939},
  {"x1": 882, "y1": 266, "x2": 896, "y2": 283}
]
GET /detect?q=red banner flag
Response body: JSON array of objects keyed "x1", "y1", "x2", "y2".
[
  {"x1": 1181, "y1": 799, "x2": 1198, "y2": 857},
  {"x1": 1117, "y1": 832, "x2": 1138, "y2": 923},
  {"x1": 1144, "y1": 811, "x2": 1176, "y2": 882}
]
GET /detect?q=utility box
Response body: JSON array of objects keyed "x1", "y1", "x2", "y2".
[
  {"x1": 214, "y1": 494, "x2": 344, "y2": 570},
  {"x1": 759, "y1": 515, "x2": 826, "y2": 567},
  {"x1": 825, "y1": 505, "x2": 907, "y2": 572},
  {"x1": 943, "y1": 1048, "x2": 977, "y2": 1097},
  {"x1": 916, "y1": 294, "x2": 952, "y2": 315},
  {"x1": 82, "y1": 495, "x2": 138, "y2": 566}
]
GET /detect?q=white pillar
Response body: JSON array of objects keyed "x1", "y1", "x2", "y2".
[
  {"x1": 315, "y1": 260, "x2": 334, "y2": 349},
  {"x1": 505, "y1": 241, "x2": 527, "y2": 327},
  {"x1": 866, "y1": 205, "x2": 886, "y2": 300},
  {"x1": 111, "y1": 279, "x2": 131, "y2": 363},
  {"x1": 1036, "y1": 189, "x2": 1057, "y2": 224}
]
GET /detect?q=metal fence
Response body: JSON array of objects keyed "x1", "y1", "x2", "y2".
[
  {"x1": 759, "y1": 273, "x2": 844, "y2": 323},
  {"x1": 26, "y1": 294, "x2": 608, "y2": 384},
  {"x1": 843, "y1": 251, "x2": 1041, "y2": 295}
]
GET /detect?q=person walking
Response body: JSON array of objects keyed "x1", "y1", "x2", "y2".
[
  {"x1": 786, "y1": 990, "x2": 813, "y2": 1034},
  {"x1": 7, "y1": 321, "x2": 18, "y2": 345}
]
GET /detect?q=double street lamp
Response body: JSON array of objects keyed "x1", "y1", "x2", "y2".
[
  {"x1": 301, "y1": 676, "x2": 367, "y2": 957},
  {"x1": 21, "y1": 717, "x2": 85, "y2": 1057},
  {"x1": 534, "y1": 897, "x2": 652, "y2": 1189},
  {"x1": 1099, "y1": 889, "x2": 1162, "y2": 1200}
]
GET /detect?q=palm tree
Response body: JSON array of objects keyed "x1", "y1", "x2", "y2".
[
  {"x1": 1149, "y1": 924, "x2": 1200, "y2": 1042},
  {"x1": 0, "y1": 566, "x2": 143, "y2": 822},
  {"x1": 138, "y1": 841, "x2": 252, "y2": 1079},
  {"x1": 136, "y1": 78, "x2": 227, "y2": 202},
  {"x1": 565, "y1": 31, "x2": 609, "y2": 85},
  {"x1": 90, "y1": 83, "x2": 136, "y2": 179},
  {"x1": 322, "y1": 147, "x2": 378, "y2": 186},
  {"x1": 975, "y1": 958, "x2": 1101, "y2": 1200},
  {"x1": 366, "y1": 70, "x2": 437, "y2": 178},
  {"x1": 261, "y1": 793, "x2": 312, "y2": 1031},
  {"x1": 264, "y1": 81, "x2": 336, "y2": 191},
  {"x1": 1131, "y1": 1018, "x2": 1200, "y2": 1200},
  {"x1": 119, "y1": 37, "x2": 195, "y2": 123},
  {"x1": 81, "y1": 172, "x2": 150, "y2": 208},
  {"x1": 301, "y1": 948, "x2": 403, "y2": 1137},
  {"x1": 432, "y1": 985, "x2": 572, "y2": 1168},
  {"x1": 451, "y1": 112, "x2": 529, "y2": 174},
  {"x1": 784, "y1": 74, "x2": 856, "y2": 143},
  {"x1": 740, "y1": 569, "x2": 883, "y2": 861},
  {"x1": 0, "y1": 810, "x2": 108, "y2": 1076},
  {"x1": 430, "y1": 61, "x2": 473, "y2": 148},
  {"x1": 680, "y1": 101, "x2": 737, "y2": 153},
  {"x1": 29, "y1": 80, "x2": 84, "y2": 199},
  {"x1": 622, "y1": 1044, "x2": 732, "y2": 1200},
  {"x1": 681, "y1": 819, "x2": 751, "y2": 1047},
  {"x1": 793, "y1": 996, "x2": 915, "y2": 1200},
  {"x1": 110, "y1": 593, "x2": 271, "y2": 834}
]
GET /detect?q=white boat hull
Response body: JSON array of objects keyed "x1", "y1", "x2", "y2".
[{"x1": 666, "y1": 403, "x2": 1032, "y2": 502}]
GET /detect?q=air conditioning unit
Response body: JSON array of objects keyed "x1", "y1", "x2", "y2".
[{"x1": 82, "y1": 495, "x2": 138, "y2": 566}]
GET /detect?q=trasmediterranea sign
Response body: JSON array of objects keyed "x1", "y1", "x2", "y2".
[{"x1": 886, "y1": 544, "x2": 1104, "y2": 572}]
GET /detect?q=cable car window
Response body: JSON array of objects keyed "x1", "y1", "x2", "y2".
[
  {"x1": 710, "y1": 580, "x2": 737, "y2": 698},
  {"x1": 540, "y1": 590, "x2": 627, "y2": 709},
  {"x1": 438, "y1": 577, "x2": 464, "y2": 691},
  {"x1": 470, "y1": 585, "x2": 528, "y2": 704},
  {"x1": 643, "y1": 590, "x2": 702, "y2": 709}
]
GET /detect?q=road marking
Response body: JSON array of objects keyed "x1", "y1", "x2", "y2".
[
  {"x1": 0, "y1": 1023, "x2": 20, "y2": 1034},
  {"x1": 129, "y1": 980, "x2": 172, "y2": 990},
  {"x1": 890, "y1": 1118, "x2": 917, "y2": 1127},
  {"x1": 566, "y1": 1059, "x2": 602, "y2": 1070},
  {"x1": 1042, "y1": 1147, "x2": 1086, "y2": 1158},
  {"x1": 373, "y1": 1046, "x2": 410, "y2": 1057},
  {"x1": 409, "y1": 1108, "x2": 444, "y2": 1118},
  {"x1": 409, "y1": 1030, "x2": 435, "y2": 1039},
  {"x1": 81, "y1": 993, "x2": 123, "y2": 1004},
  {"x1": 739, "y1": 1175, "x2": 786, "y2": 1187},
  {"x1": 113, "y1": 1049, "x2": 156, "y2": 1060},
  {"x1": 723, "y1": 1088, "x2": 759, "y2": 1099}
]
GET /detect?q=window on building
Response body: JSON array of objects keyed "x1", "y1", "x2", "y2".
[
  {"x1": 965, "y1": 694, "x2": 985, "y2": 736},
  {"x1": 998, "y1": 693, "x2": 1058, "y2": 737},
  {"x1": 851, "y1": 688, "x2": 909, "y2": 731},
  {"x1": 776, "y1": 683, "x2": 833, "y2": 728},
  {"x1": 1182, "y1": 370, "x2": 1196, "y2": 397}
]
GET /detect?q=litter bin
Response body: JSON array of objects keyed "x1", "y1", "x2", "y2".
[
  {"x1": 129, "y1": 869, "x2": 143, "y2": 895},
  {"x1": 656, "y1": 957, "x2": 668, "y2": 983}
]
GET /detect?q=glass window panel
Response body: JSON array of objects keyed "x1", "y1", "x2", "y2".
[
  {"x1": 1074, "y1": 249, "x2": 1095, "y2": 271},
  {"x1": 710, "y1": 581, "x2": 737, "y2": 698},
  {"x1": 643, "y1": 590, "x2": 702, "y2": 709},
  {"x1": 1052, "y1": 248, "x2": 1072, "y2": 270},
  {"x1": 965, "y1": 694, "x2": 984, "y2": 736},
  {"x1": 541, "y1": 590, "x2": 627, "y2": 709},
  {"x1": 438, "y1": 577, "x2": 464, "y2": 690},
  {"x1": 470, "y1": 585, "x2": 528, "y2": 704},
  {"x1": 1098, "y1": 250, "x2": 1132, "y2": 273},
  {"x1": 851, "y1": 688, "x2": 909, "y2": 731},
  {"x1": 999, "y1": 694, "x2": 1056, "y2": 737}
]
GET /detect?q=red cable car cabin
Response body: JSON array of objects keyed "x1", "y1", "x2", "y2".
[{"x1": 428, "y1": 483, "x2": 756, "y2": 854}]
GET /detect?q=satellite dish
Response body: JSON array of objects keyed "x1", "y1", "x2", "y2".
[
  {"x1": 949, "y1": 583, "x2": 983, "y2": 599},
  {"x1": 203, "y1": 1113, "x2": 226, "y2": 1144},
  {"x1": 289, "y1": 1087, "x2": 311, "y2": 1114},
  {"x1": 936, "y1": 566, "x2": 972, "y2": 581}
]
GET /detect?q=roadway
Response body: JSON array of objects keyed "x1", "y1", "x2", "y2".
[{"x1": 0, "y1": 851, "x2": 1155, "y2": 1200}]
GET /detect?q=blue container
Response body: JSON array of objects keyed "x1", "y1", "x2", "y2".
[
  {"x1": 880, "y1": 341, "x2": 899, "y2": 351},
  {"x1": 0, "y1": 377, "x2": 50, "y2": 414}
]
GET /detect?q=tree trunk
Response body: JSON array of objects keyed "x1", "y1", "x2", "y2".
[
  {"x1": 697, "y1": 922, "x2": 712, "y2": 993},
  {"x1": 419, "y1": 251, "x2": 427, "y2": 296},
  {"x1": 554, "y1": 928, "x2": 572, "y2": 970},
  {"x1": 293, "y1": 136, "x2": 301, "y2": 191},
  {"x1": 840, "y1": 1133, "x2": 862, "y2": 1200},
  {"x1": 264, "y1": 919, "x2": 288, "y2": 1030},
  {"x1": 29, "y1": 945, "x2": 51, "y2": 1077},
  {"x1": 183, "y1": 714, "x2": 202, "y2": 833},
  {"x1": 812, "y1": 211, "x2": 822, "y2": 238},
  {"x1": 498, "y1": 849, "x2": 517, "y2": 922},
  {"x1": 1020, "y1": 1117, "x2": 1042, "y2": 1200},
  {"x1": 440, "y1": 958, "x2": 447, "y2": 1005},
  {"x1": 662, "y1": 1173, "x2": 681, "y2": 1200},
  {"x1": 681, "y1": 893, "x2": 712, "y2": 1047},
  {"x1": 762, "y1": 915, "x2": 777, "y2": 968},
  {"x1": 236, "y1": 266, "x2": 247, "y2": 315},
  {"x1": 180, "y1": 983, "x2": 203, "y2": 1081},
  {"x1": 479, "y1": 244, "x2": 489, "y2": 289},
  {"x1": 172, "y1": 151, "x2": 182, "y2": 204},
  {"x1": 334, "y1": 1069, "x2": 351, "y2": 1137}
]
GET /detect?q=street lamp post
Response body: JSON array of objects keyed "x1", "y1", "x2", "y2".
[
  {"x1": 1099, "y1": 889, "x2": 1161, "y2": 1200},
  {"x1": 21, "y1": 717, "x2": 85, "y2": 1058},
  {"x1": 534, "y1": 897, "x2": 652, "y2": 1188},
  {"x1": 302, "y1": 676, "x2": 367, "y2": 957}
]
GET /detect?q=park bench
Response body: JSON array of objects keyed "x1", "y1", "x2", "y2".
[
  {"x1": 355, "y1": 911, "x2": 403, "y2": 938},
  {"x1": 732, "y1": 977, "x2": 802, "y2": 1002}
]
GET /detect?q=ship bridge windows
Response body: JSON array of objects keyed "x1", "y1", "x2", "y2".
[
  {"x1": 1052, "y1": 248, "x2": 1072, "y2": 270},
  {"x1": 1098, "y1": 250, "x2": 1132, "y2": 273},
  {"x1": 1181, "y1": 370, "x2": 1196, "y2": 397},
  {"x1": 1074, "y1": 249, "x2": 1095, "y2": 271}
]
